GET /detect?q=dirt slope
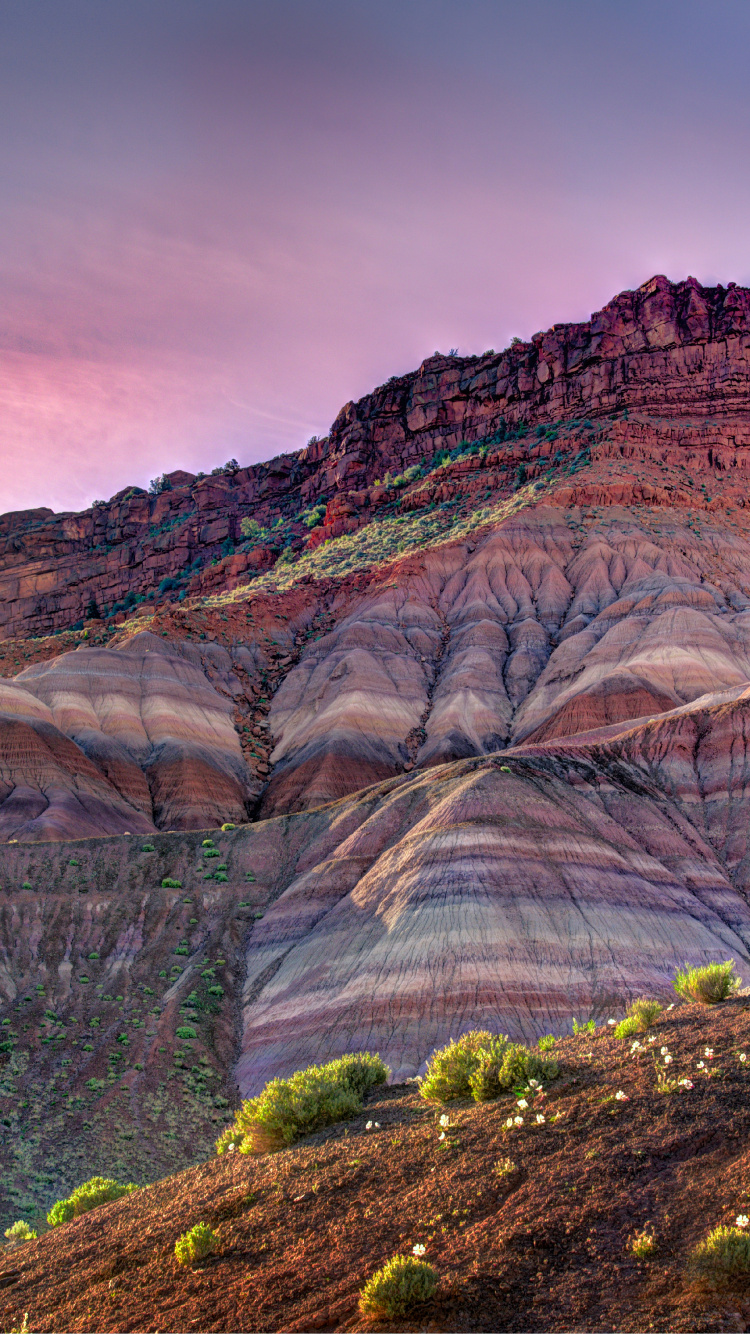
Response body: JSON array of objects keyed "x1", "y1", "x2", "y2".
[{"x1": 2, "y1": 1001, "x2": 750, "y2": 1332}]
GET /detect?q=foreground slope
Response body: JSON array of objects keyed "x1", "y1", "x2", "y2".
[{"x1": 2, "y1": 1002, "x2": 750, "y2": 1333}]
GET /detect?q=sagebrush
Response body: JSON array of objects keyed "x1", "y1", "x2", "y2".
[
  {"x1": 359, "y1": 1255, "x2": 438, "y2": 1318},
  {"x1": 673, "y1": 960, "x2": 740, "y2": 1005},
  {"x1": 418, "y1": 1030, "x2": 558, "y2": 1104},
  {"x1": 4, "y1": 1220, "x2": 36, "y2": 1245},
  {"x1": 47, "y1": 1176, "x2": 138, "y2": 1227},
  {"x1": 216, "y1": 1051, "x2": 389, "y2": 1154},
  {"x1": 614, "y1": 997, "x2": 663, "y2": 1039},
  {"x1": 174, "y1": 1221, "x2": 219, "y2": 1266}
]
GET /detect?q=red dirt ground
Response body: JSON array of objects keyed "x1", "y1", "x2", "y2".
[{"x1": 2, "y1": 1002, "x2": 750, "y2": 1331}]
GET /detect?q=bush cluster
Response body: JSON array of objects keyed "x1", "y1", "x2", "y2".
[
  {"x1": 690, "y1": 1225, "x2": 750, "y2": 1280},
  {"x1": 4, "y1": 1220, "x2": 37, "y2": 1246},
  {"x1": 216, "y1": 1052, "x2": 388, "y2": 1155},
  {"x1": 48, "y1": 1176, "x2": 138, "y2": 1227},
  {"x1": 418, "y1": 1030, "x2": 558, "y2": 1104}
]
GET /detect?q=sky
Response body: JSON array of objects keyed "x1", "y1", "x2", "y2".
[{"x1": 2, "y1": 0, "x2": 750, "y2": 515}]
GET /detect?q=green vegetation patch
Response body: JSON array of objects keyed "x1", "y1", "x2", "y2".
[
  {"x1": 419, "y1": 1030, "x2": 558, "y2": 1104},
  {"x1": 673, "y1": 960, "x2": 740, "y2": 1005},
  {"x1": 217, "y1": 1051, "x2": 388, "y2": 1155},
  {"x1": 47, "y1": 1176, "x2": 138, "y2": 1227},
  {"x1": 359, "y1": 1255, "x2": 438, "y2": 1319}
]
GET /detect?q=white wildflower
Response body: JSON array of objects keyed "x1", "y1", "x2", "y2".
[
  {"x1": 528, "y1": 1079, "x2": 542, "y2": 1091},
  {"x1": 697, "y1": 1061, "x2": 705, "y2": 1070},
  {"x1": 227, "y1": 1143, "x2": 236, "y2": 1152},
  {"x1": 663, "y1": 1054, "x2": 673, "y2": 1065},
  {"x1": 741, "y1": 1053, "x2": 748, "y2": 1063},
  {"x1": 438, "y1": 1131, "x2": 445, "y2": 1141},
  {"x1": 679, "y1": 1079, "x2": 693, "y2": 1088},
  {"x1": 615, "y1": 1090, "x2": 628, "y2": 1101},
  {"x1": 514, "y1": 1116, "x2": 524, "y2": 1126},
  {"x1": 439, "y1": 1114, "x2": 450, "y2": 1127},
  {"x1": 647, "y1": 1036, "x2": 657, "y2": 1045},
  {"x1": 535, "y1": 1113, "x2": 545, "y2": 1124},
  {"x1": 666, "y1": 1002, "x2": 674, "y2": 1010},
  {"x1": 504, "y1": 1117, "x2": 514, "y2": 1129},
  {"x1": 607, "y1": 1019, "x2": 616, "y2": 1026},
  {"x1": 517, "y1": 1098, "x2": 528, "y2": 1109},
  {"x1": 737, "y1": 1216, "x2": 750, "y2": 1229},
  {"x1": 705, "y1": 1047, "x2": 714, "y2": 1059},
  {"x1": 365, "y1": 1121, "x2": 373, "y2": 1130},
  {"x1": 412, "y1": 1243, "x2": 426, "y2": 1256},
  {"x1": 660, "y1": 1046, "x2": 669, "y2": 1056}
]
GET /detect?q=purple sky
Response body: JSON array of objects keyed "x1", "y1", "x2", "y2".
[{"x1": 2, "y1": 0, "x2": 750, "y2": 515}]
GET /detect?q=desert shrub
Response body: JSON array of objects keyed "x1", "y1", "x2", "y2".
[
  {"x1": 572, "y1": 1018, "x2": 595, "y2": 1036},
  {"x1": 220, "y1": 823, "x2": 235, "y2": 831},
  {"x1": 673, "y1": 960, "x2": 740, "y2": 1004},
  {"x1": 141, "y1": 843, "x2": 155, "y2": 852},
  {"x1": 48, "y1": 1176, "x2": 138, "y2": 1226},
  {"x1": 690, "y1": 1225, "x2": 750, "y2": 1281},
  {"x1": 214, "y1": 872, "x2": 228, "y2": 882},
  {"x1": 359, "y1": 1255, "x2": 438, "y2": 1319},
  {"x1": 538, "y1": 1034, "x2": 555, "y2": 1051},
  {"x1": 614, "y1": 997, "x2": 663, "y2": 1039},
  {"x1": 4, "y1": 1220, "x2": 37, "y2": 1245},
  {"x1": 419, "y1": 1031, "x2": 558, "y2": 1104},
  {"x1": 493, "y1": 1157, "x2": 518, "y2": 1179},
  {"x1": 629, "y1": 1228, "x2": 657, "y2": 1259},
  {"x1": 161, "y1": 877, "x2": 182, "y2": 889},
  {"x1": 176, "y1": 1026, "x2": 197, "y2": 1040},
  {"x1": 202, "y1": 839, "x2": 214, "y2": 848},
  {"x1": 174, "y1": 1221, "x2": 219, "y2": 1266},
  {"x1": 217, "y1": 1051, "x2": 388, "y2": 1155}
]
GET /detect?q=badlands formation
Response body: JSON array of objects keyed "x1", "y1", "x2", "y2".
[{"x1": 4, "y1": 275, "x2": 750, "y2": 1214}]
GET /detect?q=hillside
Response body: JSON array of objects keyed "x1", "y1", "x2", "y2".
[
  {"x1": 5, "y1": 273, "x2": 750, "y2": 1248},
  {"x1": 1, "y1": 1001, "x2": 749, "y2": 1333}
]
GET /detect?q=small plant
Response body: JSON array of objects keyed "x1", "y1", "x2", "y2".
[
  {"x1": 141, "y1": 843, "x2": 155, "y2": 852},
  {"x1": 4, "y1": 1220, "x2": 37, "y2": 1245},
  {"x1": 538, "y1": 1034, "x2": 555, "y2": 1051},
  {"x1": 629, "y1": 1227, "x2": 657, "y2": 1259},
  {"x1": 673, "y1": 960, "x2": 741, "y2": 1004},
  {"x1": 162, "y1": 877, "x2": 182, "y2": 889},
  {"x1": 176, "y1": 1025, "x2": 197, "y2": 1040},
  {"x1": 21, "y1": 882, "x2": 32, "y2": 891},
  {"x1": 614, "y1": 997, "x2": 663, "y2": 1039},
  {"x1": 217, "y1": 1051, "x2": 388, "y2": 1154},
  {"x1": 419, "y1": 1031, "x2": 558, "y2": 1104},
  {"x1": 359, "y1": 1254, "x2": 438, "y2": 1319},
  {"x1": 48, "y1": 1176, "x2": 138, "y2": 1226},
  {"x1": 690, "y1": 1225, "x2": 750, "y2": 1281},
  {"x1": 220, "y1": 823, "x2": 235, "y2": 831},
  {"x1": 202, "y1": 839, "x2": 214, "y2": 848},
  {"x1": 493, "y1": 1157, "x2": 518, "y2": 1179},
  {"x1": 572, "y1": 1018, "x2": 595, "y2": 1035},
  {"x1": 174, "y1": 1221, "x2": 219, "y2": 1266}
]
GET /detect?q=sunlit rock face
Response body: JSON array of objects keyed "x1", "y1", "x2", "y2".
[{"x1": 0, "y1": 632, "x2": 257, "y2": 836}]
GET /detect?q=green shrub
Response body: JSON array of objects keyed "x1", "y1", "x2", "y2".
[
  {"x1": 217, "y1": 1051, "x2": 388, "y2": 1155},
  {"x1": 21, "y1": 882, "x2": 32, "y2": 891},
  {"x1": 174, "y1": 1221, "x2": 219, "y2": 1266},
  {"x1": 162, "y1": 877, "x2": 182, "y2": 889},
  {"x1": 690, "y1": 1225, "x2": 750, "y2": 1280},
  {"x1": 141, "y1": 844, "x2": 155, "y2": 852},
  {"x1": 629, "y1": 1228, "x2": 657, "y2": 1260},
  {"x1": 673, "y1": 960, "x2": 741, "y2": 1004},
  {"x1": 214, "y1": 872, "x2": 228, "y2": 882},
  {"x1": 538, "y1": 1034, "x2": 555, "y2": 1051},
  {"x1": 572, "y1": 1018, "x2": 595, "y2": 1035},
  {"x1": 176, "y1": 1026, "x2": 197, "y2": 1040},
  {"x1": 359, "y1": 1255, "x2": 438, "y2": 1319},
  {"x1": 4, "y1": 1220, "x2": 37, "y2": 1245},
  {"x1": 201, "y1": 839, "x2": 214, "y2": 848},
  {"x1": 418, "y1": 1031, "x2": 558, "y2": 1104},
  {"x1": 220, "y1": 823, "x2": 236, "y2": 831},
  {"x1": 47, "y1": 1176, "x2": 138, "y2": 1226},
  {"x1": 614, "y1": 997, "x2": 663, "y2": 1038}
]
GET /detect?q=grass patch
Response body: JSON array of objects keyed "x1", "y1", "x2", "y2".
[
  {"x1": 174, "y1": 1221, "x2": 219, "y2": 1266},
  {"x1": 690, "y1": 1225, "x2": 750, "y2": 1281},
  {"x1": 217, "y1": 1052, "x2": 388, "y2": 1155}
]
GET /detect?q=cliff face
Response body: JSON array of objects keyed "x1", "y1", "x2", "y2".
[{"x1": 3, "y1": 274, "x2": 750, "y2": 642}]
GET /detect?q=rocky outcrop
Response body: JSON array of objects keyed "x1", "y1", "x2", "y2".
[{"x1": 3, "y1": 276, "x2": 750, "y2": 640}]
